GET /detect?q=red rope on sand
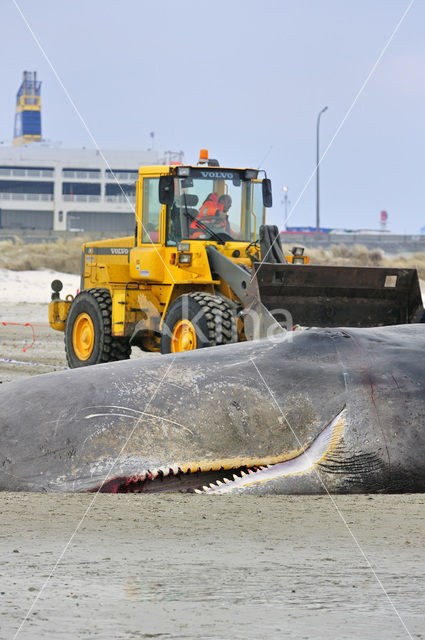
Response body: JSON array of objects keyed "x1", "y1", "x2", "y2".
[{"x1": 0, "y1": 321, "x2": 51, "y2": 352}]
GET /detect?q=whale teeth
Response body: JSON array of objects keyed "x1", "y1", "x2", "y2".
[
  {"x1": 216, "y1": 480, "x2": 223, "y2": 486},
  {"x1": 194, "y1": 489, "x2": 202, "y2": 494},
  {"x1": 202, "y1": 485, "x2": 209, "y2": 491},
  {"x1": 240, "y1": 471, "x2": 247, "y2": 477},
  {"x1": 233, "y1": 474, "x2": 239, "y2": 481},
  {"x1": 267, "y1": 465, "x2": 273, "y2": 468},
  {"x1": 209, "y1": 483, "x2": 216, "y2": 489},
  {"x1": 247, "y1": 469, "x2": 254, "y2": 474},
  {"x1": 223, "y1": 478, "x2": 231, "y2": 484}
]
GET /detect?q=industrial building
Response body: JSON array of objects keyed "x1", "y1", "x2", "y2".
[{"x1": 0, "y1": 144, "x2": 159, "y2": 232}]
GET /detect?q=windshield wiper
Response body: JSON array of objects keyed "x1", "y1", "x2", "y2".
[{"x1": 181, "y1": 202, "x2": 225, "y2": 245}]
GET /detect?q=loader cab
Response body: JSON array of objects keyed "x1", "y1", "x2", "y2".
[{"x1": 160, "y1": 167, "x2": 267, "y2": 246}]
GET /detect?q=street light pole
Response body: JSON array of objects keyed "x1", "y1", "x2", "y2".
[
  {"x1": 316, "y1": 106, "x2": 328, "y2": 235},
  {"x1": 282, "y1": 186, "x2": 289, "y2": 229}
]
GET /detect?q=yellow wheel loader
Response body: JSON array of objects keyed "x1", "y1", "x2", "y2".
[{"x1": 49, "y1": 150, "x2": 424, "y2": 368}]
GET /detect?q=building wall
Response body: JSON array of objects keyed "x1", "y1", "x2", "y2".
[
  {"x1": 0, "y1": 209, "x2": 53, "y2": 230},
  {"x1": 66, "y1": 211, "x2": 134, "y2": 233},
  {"x1": 0, "y1": 145, "x2": 160, "y2": 232}
]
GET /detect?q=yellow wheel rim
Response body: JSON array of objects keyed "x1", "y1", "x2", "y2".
[
  {"x1": 72, "y1": 312, "x2": 95, "y2": 360},
  {"x1": 171, "y1": 319, "x2": 197, "y2": 352}
]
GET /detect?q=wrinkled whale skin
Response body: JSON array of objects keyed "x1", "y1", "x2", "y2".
[{"x1": 0, "y1": 324, "x2": 424, "y2": 494}]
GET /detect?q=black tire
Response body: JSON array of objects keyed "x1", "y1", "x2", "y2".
[
  {"x1": 65, "y1": 288, "x2": 131, "y2": 368},
  {"x1": 160, "y1": 292, "x2": 237, "y2": 354}
]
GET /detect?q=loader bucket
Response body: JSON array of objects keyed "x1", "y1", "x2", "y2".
[{"x1": 245, "y1": 263, "x2": 424, "y2": 330}]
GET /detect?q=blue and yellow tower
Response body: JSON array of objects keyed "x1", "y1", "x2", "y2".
[{"x1": 13, "y1": 71, "x2": 42, "y2": 146}]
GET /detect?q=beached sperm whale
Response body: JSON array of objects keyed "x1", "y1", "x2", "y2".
[{"x1": 0, "y1": 324, "x2": 424, "y2": 494}]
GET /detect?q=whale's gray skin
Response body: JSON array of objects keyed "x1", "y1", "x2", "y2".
[{"x1": 0, "y1": 325, "x2": 424, "y2": 494}]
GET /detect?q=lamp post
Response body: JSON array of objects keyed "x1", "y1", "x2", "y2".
[
  {"x1": 316, "y1": 106, "x2": 328, "y2": 235},
  {"x1": 282, "y1": 186, "x2": 289, "y2": 230}
]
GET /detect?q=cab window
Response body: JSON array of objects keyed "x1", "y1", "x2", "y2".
[{"x1": 141, "y1": 177, "x2": 161, "y2": 243}]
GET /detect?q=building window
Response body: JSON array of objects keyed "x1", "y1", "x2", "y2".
[
  {"x1": 105, "y1": 183, "x2": 136, "y2": 196},
  {"x1": 62, "y1": 182, "x2": 101, "y2": 202},
  {"x1": 62, "y1": 182, "x2": 100, "y2": 195},
  {"x1": 0, "y1": 180, "x2": 54, "y2": 201},
  {"x1": 58, "y1": 211, "x2": 63, "y2": 222},
  {"x1": 104, "y1": 183, "x2": 136, "y2": 203},
  {"x1": 0, "y1": 179, "x2": 53, "y2": 193}
]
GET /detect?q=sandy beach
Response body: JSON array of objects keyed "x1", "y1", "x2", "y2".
[{"x1": 0, "y1": 494, "x2": 424, "y2": 639}]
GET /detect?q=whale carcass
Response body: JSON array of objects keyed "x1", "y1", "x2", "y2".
[{"x1": 0, "y1": 324, "x2": 424, "y2": 494}]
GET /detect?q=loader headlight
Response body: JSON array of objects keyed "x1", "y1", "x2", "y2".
[
  {"x1": 293, "y1": 257, "x2": 305, "y2": 265},
  {"x1": 177, "y1": 242, "x2": 190, "y2": 252},
  {"x1": 176, "y1": 167, "x2": 190, "y2": 177},
  {"x1": 178, "y1": 253, "x2": 192, "y2": 265},
  {"x1": 291, "y1": 246, "x2": 304, "y2": 257}
]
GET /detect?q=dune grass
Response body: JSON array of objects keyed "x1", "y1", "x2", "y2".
[
  {"x1": 305, "y1": 244, "x2": 425, "y2": 280},
  {"x1": 0, "y1": 237, "x2": 87, "y2": 274}
]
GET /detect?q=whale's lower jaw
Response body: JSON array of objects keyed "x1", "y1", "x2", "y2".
[{"x1": 82, "y1": 409, "x2": 347, "y2": 496}]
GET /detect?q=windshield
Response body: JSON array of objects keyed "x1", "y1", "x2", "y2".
[{"x1": 166, "y1": 170, "x2": 264, "y2": 245}]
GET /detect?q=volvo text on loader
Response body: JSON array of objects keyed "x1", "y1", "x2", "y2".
[{"x1": 49, "y1": 150, "x2": 424, "y2": 368}]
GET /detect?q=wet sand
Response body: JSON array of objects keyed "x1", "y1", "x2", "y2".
[
  {"x1": 1, "y1": 494, "x2": 424, "y2": 639},
  {"x1": 0, "y1": 303, "x2": 68, "y2": 382},
  {"x1": 0, "y1": 302, "x2": 149, "y2": 383}
]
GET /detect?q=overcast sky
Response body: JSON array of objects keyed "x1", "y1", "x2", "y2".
[{"x1": 1, "y1": 0, "x2": 424, "y2": 233}]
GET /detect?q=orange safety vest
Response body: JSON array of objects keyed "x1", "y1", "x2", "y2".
[
  {"x1": 196, "y1": 194, "x2": 219, "y2": 219},
  {"x1": 190, "y1": 193, "x2": 228, "y2": 236}
]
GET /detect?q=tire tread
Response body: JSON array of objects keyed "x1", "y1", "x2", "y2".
[
  {"x1": 187, "y1": 292, "x2": 236, "y2": 347},
  {"x1": 65, "y1": 288, "x2": 131, "y2": 367}
]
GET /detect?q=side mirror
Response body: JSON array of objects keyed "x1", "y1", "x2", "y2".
[
  {"x1": 262, "y1": 179, "x2": 273, "y2": 208},
  {"x1": 159, "y1": 175, "x2": 174, "y2": 205}
]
